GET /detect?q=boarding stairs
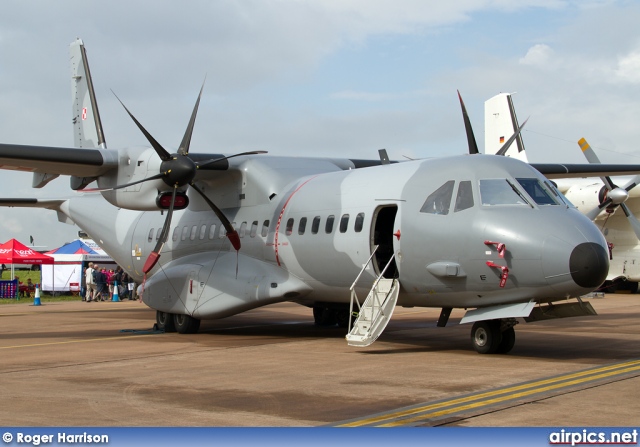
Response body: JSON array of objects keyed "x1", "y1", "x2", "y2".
[{"x1": 346, "y1": 247, "x2": 400, "y2": 347}]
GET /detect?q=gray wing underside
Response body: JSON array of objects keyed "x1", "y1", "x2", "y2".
[{"x1": 0, "y1": 143, "x2": 117, "y2": 177}]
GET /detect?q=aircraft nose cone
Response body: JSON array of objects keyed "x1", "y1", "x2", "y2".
[{"x1": 569, "y1": 242, "x2": 608, "y2": 288}]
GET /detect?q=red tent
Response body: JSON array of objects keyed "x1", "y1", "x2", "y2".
[
  {"x1": 0, "y1": 239, "x2": 54, "y2": 265},
  {"x1": 0, "y1": 239, "x2": 53, "y2": 298}
]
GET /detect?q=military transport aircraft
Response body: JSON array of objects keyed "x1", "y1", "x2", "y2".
[
  {"x1": 0, "y1": 40, "x2": 638, "y2": 355},
  {"x1": 484, "y1": 92, "x2": 640, "y2": 293}
]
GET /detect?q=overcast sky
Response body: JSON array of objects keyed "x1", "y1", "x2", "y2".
[{"x1": 1, "y1": 0, "x2": 639, "y2": 249}]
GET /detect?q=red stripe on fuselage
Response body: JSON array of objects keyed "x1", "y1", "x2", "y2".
[{"x1": 274, "y1": 176, "x2": 318, "y2": 266}]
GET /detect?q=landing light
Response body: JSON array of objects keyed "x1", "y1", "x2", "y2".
[{"x1": 156, "y1": 191, "x2": 189, "y2": 210}]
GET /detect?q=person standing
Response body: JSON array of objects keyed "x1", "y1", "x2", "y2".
[{"x1": 85, "y1": 262, "x2": 96, "y2": 302}]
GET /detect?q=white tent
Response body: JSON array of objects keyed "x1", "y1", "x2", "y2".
[{"x1": 41, "y1": 239, "x2": 117, "y2": 292}]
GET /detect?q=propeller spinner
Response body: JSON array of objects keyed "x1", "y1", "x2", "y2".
[{"x1": 578, "y1": 138, "x2": 640, "y2": 239}]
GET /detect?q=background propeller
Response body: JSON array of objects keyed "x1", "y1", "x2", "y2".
[
  {"x1": 112, "y1": 84, "x2": 266, "y2": 273},
  {"x1": 457, "y1": 90, "x2": 527, "y2": 156},
  {"x1": 578, "y1": 138, "x2": 640, "y2": 239}
]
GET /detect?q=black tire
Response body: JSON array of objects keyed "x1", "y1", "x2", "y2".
[
  {"x1": 334, "y1": 309, "x2": 355, "y2": 328},
  {"x1": 496, "y1": 327, "x2": 516, "y2": 354},
  {"x1": 173, "y1": 313, "x2": 201, "y2": 334},
  {"x1": 313, "y1": 306, "x2": 337, "y2": 326},
  {"x1": 156, "y1": 311, "x2": 176, "y2": 332},
  {"x1": 471, "y1": 320, "x2": 502, "y2": 354}
]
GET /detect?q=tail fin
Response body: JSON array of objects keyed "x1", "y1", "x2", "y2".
[
  {"x1": 67, "y1": 38, "x2": 107, "y2": 190},
  {"x1": 70, "y1": 38, "x2": 106, "y2": 149},
  {"x1": 484, "y1": 92, "x2": 527, "y2": 161}
]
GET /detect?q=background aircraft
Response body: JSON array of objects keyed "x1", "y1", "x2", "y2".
[
  {"x1": 484, "y1": 92, "x2": 640, "y2": 293},
  {"x1": 1, "y1": 40, "x2": 639, "y2": 355}
]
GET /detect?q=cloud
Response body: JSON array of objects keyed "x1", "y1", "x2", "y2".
[
  {"x1": 519, "y1": 44, "x2": 555, "y2": 67},
  {"x1": 614, "y1": 50, "x2": 640, "y2": 84}
]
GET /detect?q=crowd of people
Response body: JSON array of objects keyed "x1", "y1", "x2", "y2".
[{"x1": 82, "y1": 262, "x2": 136, "y2": 302}]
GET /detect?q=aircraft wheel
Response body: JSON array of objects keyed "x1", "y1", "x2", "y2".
[
  {"x1": 174, "y1": 313, "x2": 201, "y2": 334},
  {"x1": 496, "y1": 327, "x2": 516, "y2": 354},
  {"x1": 334, "y1": 309, "x2": 355, "y2": 328},
  {"x1": 313, "y1": 306, "x2": 336, "y2": 326},
  {"x1": 156, "y1": 311, "x2": 176, "y2": 333},
  {"x1": 471, "y1": 320, "x2": 502, "y2": 354}
]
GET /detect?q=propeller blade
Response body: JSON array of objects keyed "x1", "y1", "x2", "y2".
[
  {"x1": 578, "y1": 137, "x2": 616, "y2": 190},
  {"x1": 196, "y1": 151, "x2": 268, "y2": 170},
  {"x1": 143, "y1": 187, "x2": 178, "y2": 274},
  {"x1": 113, "y1": 91, "x2": 172, "y2": 161},
  {"x1": 620, "y1": 203, "x2": 640, "y2": 240},
  {"x1": 623, "y1": 175, "x2": 640, "y2": 192},
  {"x1": 585, "y1": 199, "x2": 612, "y2": 220},
  {"x1": 190, "y1": 182, "x2": 241, "y2": 251},
  {"x1": 496, "y1": 117, "x2": 529, "y2": 156},
  {"x1": 178, "y1": 81, "x2": 205, "y2": 156},
  {"x1": 457, "y1": 90, "x2": 479, "y2": 155},
  {"x1": 111, "y1": 172, "x2": 167, "y2": 191}
]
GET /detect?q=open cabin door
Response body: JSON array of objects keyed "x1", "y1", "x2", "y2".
[{"x1": 370, "y1": 205, "x2": 399, "y2": 279}]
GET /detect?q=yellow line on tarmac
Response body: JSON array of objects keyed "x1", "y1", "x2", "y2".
[
  {"x1": 338, "y1": 359, "x2": 640, "y2": 427},
  {"x1": 0, "y1": 333, "x2": 162, "y2": 350}
]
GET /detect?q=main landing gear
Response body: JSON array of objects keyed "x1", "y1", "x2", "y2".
[
  {"x1": 155, "y1": 310, "x2": 201, "y2": 334},
  {"x1": 470, "y1": 319, "x2": 517, "y2": 354},
  {"x1": 313, "y1": 304, "x2": 355, "y2": 328}
]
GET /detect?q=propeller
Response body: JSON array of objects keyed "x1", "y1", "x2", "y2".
[
  {"x1": 578, "y1": 138, "x2": 640, "y2": 239},
  {"x1": 112, "y1": 84, "x2": 266, "y2": 273},
  {"x1": 457, "y1": 90, "x2": 528, "y2": 156}
]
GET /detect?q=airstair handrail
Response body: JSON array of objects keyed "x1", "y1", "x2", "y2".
[{"x1": 350, "y1": 245, "x2": 379, "y2": 291}]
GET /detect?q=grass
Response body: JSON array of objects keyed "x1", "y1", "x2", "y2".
[{"x1": 0, "y1": 269, "x2": 81, "y2": 304}]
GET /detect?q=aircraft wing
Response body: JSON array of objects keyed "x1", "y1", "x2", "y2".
[
  {"x1": 0, "y1": 198, "x2": 66, "y2": 209},
  {"x1": 0, "y1": 143, "x2": 118, "y2": 177},
  {"x1": 531, "y1": 163, "x2": 640, "y2": 179}
]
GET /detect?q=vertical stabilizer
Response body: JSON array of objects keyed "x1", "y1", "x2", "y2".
[
  {"x1": 484, "y1": 93, "x2": 527, "y2": 161},
  {"x1": 70, "y1": 38, "x2": 106, "y2": 149}
]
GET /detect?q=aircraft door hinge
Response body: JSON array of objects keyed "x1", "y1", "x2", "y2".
[
  {"x1": 484, "y1": 240, "x2": 506, "y2": 258},
  {"x1": 486, "y1": 261, "x2": 509, "y2": 288}
]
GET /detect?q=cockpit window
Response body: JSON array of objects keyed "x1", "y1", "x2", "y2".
[
  {"x1": 454, "y1": 180, "x2": 474, "y2": 212},
  {"x1": 479, "y1": 179, "x2": 531, "y2": 206},
  {"x1": 516, "y1": 178, "x2": 560, "y2": 205},
  {"x1": 420, "y1": 180, "x2": 454, "y2": 215}
]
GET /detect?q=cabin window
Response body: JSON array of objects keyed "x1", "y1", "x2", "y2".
[
  {"x1": 190, "y1": 225, "x2": 197, "y2": 240},
  {"x1": 421, "y1": 180, "x2": 454, "y2": 215},
  {"x1": 219, "y1": 225, "x2": 227, "y2": 238},
  {"x1": 199, "y1": 224, "x2": 207, "y2": 240},
  {"x1": 285, "y1": 218, "x2": 294, "y2": 236},
  {"x1": 148, "y1": 229, "x2": 154, "y2": 243},
  {"x1": 516, "y1": 178, "x2": 559, "y2": 205},
  {"x1": 181, "y1": 226, "x2": 189, "y2": 241},
  {"x1": 454, "y1": 181, "x2": 474, "y2": 212},
  {"x1": 354, "y1": 213, "x2": 365, "y2": 232},
  {"x1": 172, "y1": 227, "x2": 179, "y2": 242},
  {"x1": 239, "y1": 222, "x2": 247, "y2": 237},
  {"x1": 156, "y1": 228, "x2": 162, "y2": 241},
  {"x1": 325, "y1": 215, "x2": 335, "y2": 233},
  {"x1": 261, "y1": 220, "x2": 269, "y2": 237},
  {"x1": 340, "y1": 214, "x2": 349, "y2": 233},
  {"x1": 311, "y1": 216, "x2": 321, "y2": 234},
  {"x1": 250, "y1": 221, "x2": 258, "y2": 238},
  {"x1": 298, "y1": 217, "x2": 307, "y2": 235},
  {"x1": 209, "y1": 224, "x2": 217, "y2": 239},
  {"x1": 479, "y1": 179, "x2": 530, "y2": 206}
]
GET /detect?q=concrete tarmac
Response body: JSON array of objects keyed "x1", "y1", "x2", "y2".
[{"x1": 0, "y1": 294, "x2": 638, "y2": 427}]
